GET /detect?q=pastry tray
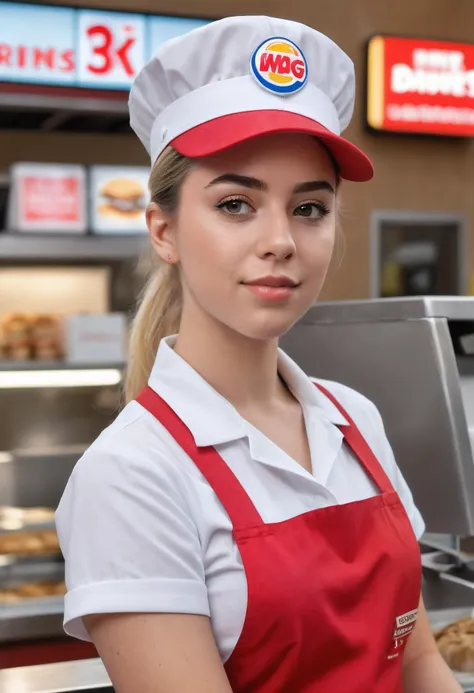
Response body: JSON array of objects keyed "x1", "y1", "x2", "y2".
[
  {"x1": 0, "y1": 557, "x2": 65, "y2": 615},
  {"x1": 0, "y1": 506, "x2": 56, "y2": 533},
  {"x1": 0, "y1": 552, "x2": 63, "y2": 569},
  {"x1": 0, "y1": 506, "x2": 61, "y2": 564},
  {"x1": 0, "y1": 556, "x2": 64, "y2": 584},
  {"x1": 0, "y1": 593, "x2": 65, "y2": 622},
  {"x1": 429, "y1": 608, "x2": 474, "y2": 692}
]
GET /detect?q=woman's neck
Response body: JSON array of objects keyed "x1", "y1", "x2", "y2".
[{"x1": 174, "y1": 310, "x2": 288, "y2": 409}]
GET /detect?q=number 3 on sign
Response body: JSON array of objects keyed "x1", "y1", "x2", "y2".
[{"x1": 78, "y1": 12, "x2": 146, "y2": 88}]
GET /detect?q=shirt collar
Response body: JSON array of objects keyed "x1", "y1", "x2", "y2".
[
  {"x1": 148, "y1": 335, "x2": 347, "y2": 448},
  {"x1": 277, "y1": 349, "x2": 349, "y2": 427}
]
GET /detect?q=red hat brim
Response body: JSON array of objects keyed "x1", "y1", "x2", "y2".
[{"x1": 171, "y1": 110, "x2": 374, "y2": 183}]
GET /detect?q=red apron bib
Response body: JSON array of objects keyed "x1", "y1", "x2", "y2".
[{"x1": 137, "y1": 383, "x2": 422, "y2": 693}]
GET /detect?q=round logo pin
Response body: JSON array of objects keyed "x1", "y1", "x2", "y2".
[{"x1": 250, "y1": 37, "x2": 308, "y2": 95}]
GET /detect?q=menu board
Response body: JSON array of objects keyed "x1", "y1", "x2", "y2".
[
  {"x1": 89, "y1": 166, "x2": 150, "y2": 235},
  {"x1": 0, "y1": 2, "x2": 209, "y2": 90},
  {"x1": 8, "y1": 163, "x2": 87, "y2": 234}
]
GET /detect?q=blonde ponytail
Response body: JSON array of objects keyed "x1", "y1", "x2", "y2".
[{"x1": 125, "y1": 147, "x2": 192, "y2": 403}]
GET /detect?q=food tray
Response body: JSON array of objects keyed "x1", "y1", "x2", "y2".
[
  {"x1": 0, "y1": 594, "x2": 65, "y2": 619},
  {"x1": 0, "y1": 506, "x2": 56, "y2": 533},
  {"x1": 0, "y1": 514, "x2": 61, "y2": 561},
  {"x1": 0, "y1": 556, "x2": 64, "y2": 584},
  {"x1": 429, "y1": 608, "x2": 474, "y2": 692},
  {"x1": 0, "y1": 552, "x2": 63, "y2": 569},
  {"x1": 0, "y1": 556, "x2": 65, "y2": 606}
]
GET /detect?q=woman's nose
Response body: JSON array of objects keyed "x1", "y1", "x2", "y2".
[{"x1": 255, "y1": 212, "x2": 296, "y2": 261}]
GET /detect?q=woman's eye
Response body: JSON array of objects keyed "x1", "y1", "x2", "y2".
[
  {"x1": 217, "y1": 199, "x2": 253, "y2": 215},
  {"x1": 294, "y1": 203, "x2": 329, "y2": 219}
]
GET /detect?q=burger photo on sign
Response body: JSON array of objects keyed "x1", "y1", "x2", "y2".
[
  {"x1": 90, "y1": 166, "x2": 150, "y2": 234},
  {"x1": 100, "y1": 177, "x2": 147, "y2": 219}
]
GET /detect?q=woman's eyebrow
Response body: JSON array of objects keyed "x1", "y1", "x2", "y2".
[
  {"x1": 292, "y1": 180, "x2": 335, "y2": 195},
  {"x1": 205, "y1": 175, "x2": 335, "y2": 195},
  {"x1": 205, "y1": 174, "x2": 267, "y2": 190}
]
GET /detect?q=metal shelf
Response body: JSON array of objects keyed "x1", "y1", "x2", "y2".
[
  {"x1": 0, "y1": 84, "x2": 130, "y2": 134},
  {"x1": 0, "y1": 361, "x2": 125, "y2": 371},
  {"x1": 0, "y1": 233, "x2": 148, "y2": 262}
]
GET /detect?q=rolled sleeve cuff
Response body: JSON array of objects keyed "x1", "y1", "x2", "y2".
[{"x1": 64, "y1": 578, "x2": 210, "y2": 641}]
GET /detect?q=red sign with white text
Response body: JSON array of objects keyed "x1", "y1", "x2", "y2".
[
  {"x1": 367, "y1": 36, "x2": 474, "y2": 136},
  {"x1": 22, "y1": 177, "x2": 81, "y2": 223},
  {"x1": 9, "y1": 163, "x2": 87, "y2": 233}
]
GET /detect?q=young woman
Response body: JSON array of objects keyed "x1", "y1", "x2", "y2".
[{"x1": 56, "y1": 15, "x2": 462, "y2": 693}]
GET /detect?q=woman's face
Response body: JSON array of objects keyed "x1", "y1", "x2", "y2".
[{"x1": 158, "y1": 133, "x2": 338, "y2": 341}]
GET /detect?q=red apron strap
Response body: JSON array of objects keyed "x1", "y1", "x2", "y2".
[
  {"x1": 136, "y1": 386, "x2": 263, "y2": 530},
  {"x1": 314, "y1": 383, "x2": 395, "y2": 494}
]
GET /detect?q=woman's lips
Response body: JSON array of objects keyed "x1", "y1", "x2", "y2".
[{"x1": 242, "y1": 284, "x2": 297, "y2": 301}]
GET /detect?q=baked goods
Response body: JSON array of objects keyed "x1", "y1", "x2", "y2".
[
  {"x1": 0, "y1": 320, "x2": 6, "y2": 359},
  {"x1": 99, "y1": 178, "x2": 146, "y2": 219},
  {"x1": 0, "y1": 590, "x2": 22, "y2": 604},
  {"x1": 0, "y1": 313, "x2": 32, "y2": 360},
  {"x1": 16, "y1": 580, "x2": 66, "y2": 598},
  {"x1": 0, "y1": 580, "x2": 66, "y2": 604},
  {"x1": 0, "y1": 529, "x2": 60, "y2": 556},
  {"x1": 0, "y1": 506, "x2": 55, "y2": 529},
  {"x1": 31, "y1": 315, "x2": 63, "y2": 360},
  {"x1": 435, "y1": 616, "x2": 474, "y2": 672},
  {"x1": 0, "y1": 313, "x2": 64, "y2": 361}
]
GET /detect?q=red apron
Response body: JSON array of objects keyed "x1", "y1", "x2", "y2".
[{"x1": 137, "y1": 382, "x2": 422, "y2": 693}]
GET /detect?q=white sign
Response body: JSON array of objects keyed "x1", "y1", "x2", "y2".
[
  {"x1": 8, "y1": 163, "x2": 87, "y2": 234},
  {"x1": 0, "y1": 3, "x2": 76, "y2": 85},
  {"x1": 77, "y1": 12, "x2": 146, "y2": 89},
  {"x1": 0, "y1": 2, "x2": 210, "y2": 90},
  {"x1": 148, "y1": 16, "x2": 209, "y2": 50},
  {"x1": 63, "y1": 314, "x2": 127, "y2": 364}
]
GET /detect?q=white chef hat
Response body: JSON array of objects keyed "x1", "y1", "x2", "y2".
[{"x1": 129, "y1": 15, "x2": 373, "y2": 182}]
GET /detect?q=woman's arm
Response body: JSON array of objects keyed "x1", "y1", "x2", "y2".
[
  {"x1": 402, "y1": 596, "x2": 462, "y2": 693},
  {"x1": 84, "y1": 612, "x2": 233, "y2": 693}
]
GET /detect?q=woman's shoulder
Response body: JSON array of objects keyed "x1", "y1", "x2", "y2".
[
  {"x1": 61, "y1": 399, "x2": 197, "y2": 508},
  {"x1": 88, "y1": 397, "x2": 169, "y2": 450},
  {"x1": 308, "y1": 375, "x2": 400, "y2": 471},
  {"x1": 55, "y1": 402, "x2": 209, "y2": 641},
  {"x1": 309, "y1": 376, "x2": 384, "y2": 435},
  {"x1": 310, "y1": 376, "x2": 425, "y2": 539}
]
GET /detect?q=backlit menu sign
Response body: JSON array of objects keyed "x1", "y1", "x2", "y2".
[
  {"x1": 8, "y1": 163, "x2": 87, "y2": 234},
  {"x1": 0, "y1": 2, "x2": 208, "y2": 90},
  {"x1": 367, "y1": 35, "x2": 474, "y2": 137}
]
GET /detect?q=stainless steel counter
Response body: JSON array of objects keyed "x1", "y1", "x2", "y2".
[
  {"x1": 0, "y1": 658, "x2": 112, "y2": 693},
  {"x1": 0, "y1": 599, "x2": 64, "y2": 643},
  {"x1": 1, "y1": 629, "x2": 474, "y2": 693}
]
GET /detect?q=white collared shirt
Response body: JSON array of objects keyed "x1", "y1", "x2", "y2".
[{"x1": 56, "y1": 336, "x2": 424, "y2": 660}]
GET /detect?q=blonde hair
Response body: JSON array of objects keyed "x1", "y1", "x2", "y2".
[{"x1": 125, "y1": 147, "x2": 192, "y2": 402}]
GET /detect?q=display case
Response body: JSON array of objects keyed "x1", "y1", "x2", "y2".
[{"x1": 0, "y1": 232, "x2": 143, "y2": 669}]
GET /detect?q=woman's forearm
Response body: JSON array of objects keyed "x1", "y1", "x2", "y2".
[
  {"x1": 402, "y1": 650, "x2": 462, "y2": 693},
  {"x1": 402, "y1": 596, "x2": 463, "y2": 693}
]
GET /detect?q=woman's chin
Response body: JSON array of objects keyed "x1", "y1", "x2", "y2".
[{"x1": 230, "y1": 314, "x2": 303, "y2": 342}]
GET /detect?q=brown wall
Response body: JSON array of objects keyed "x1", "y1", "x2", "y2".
[{"x1": 1, "y1": 0, "x2": 473, "y2": 299}]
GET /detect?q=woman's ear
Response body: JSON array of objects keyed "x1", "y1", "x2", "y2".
[{"x1": 146, "y1": 202, "x2": 179, "y2": 264}]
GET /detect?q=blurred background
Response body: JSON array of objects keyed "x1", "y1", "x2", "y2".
[{"x1": 1, "y1": 0, "x2": 474, "y2": 689}]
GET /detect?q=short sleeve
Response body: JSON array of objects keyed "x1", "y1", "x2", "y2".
[{"x1": 55, "y1": 432, "x2": 209, "y2": 642}]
